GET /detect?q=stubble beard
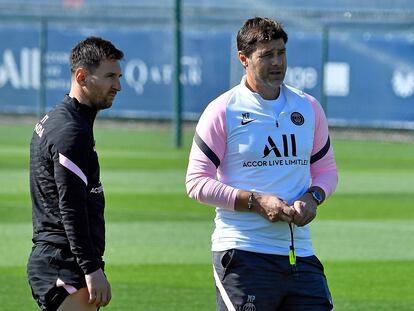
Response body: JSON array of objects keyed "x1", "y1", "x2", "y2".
[
  {"x1": 259, "y1": 73, "x2": 284, "y2": 92},
  {"x1": 90, "y1": 96, "x2": 113, "y2": 111}
]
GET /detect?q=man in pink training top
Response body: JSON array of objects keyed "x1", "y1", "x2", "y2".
[{"x1": 186, "y1": 17, "x2": 338, "y2": 311}]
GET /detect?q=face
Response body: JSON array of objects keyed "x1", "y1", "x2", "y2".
[
  {"x1": 83, "y1": 59, "x2": 122, "y2": 110},
  {"x1": 240, "y1": 38, "x2": 287, "y2": 99}
]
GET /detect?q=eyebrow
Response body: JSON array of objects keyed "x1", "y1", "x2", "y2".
[
  {"x1": 105, "y1": 72, "x2": 123, "y2": 77},
  {"x1": 263, "y1": 47, "x2": 286, "y2": 53}
]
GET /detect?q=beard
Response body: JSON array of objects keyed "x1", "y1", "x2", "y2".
[
  {"x1": 89, "y1": 97, "x2": 113, "y2": 111},
  {"x1": 89, "y1": 92, "x2": 116, "y2": 111},
  {"x1": 260, "y1": 70, "x2": 285, "y2": 88}
]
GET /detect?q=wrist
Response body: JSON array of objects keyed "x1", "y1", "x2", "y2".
[
  {"x1": 235, "y1": 190, "x2": 253, "y2": 211},
  {"x1": 248, "y1": 193, "x2": 254, "y2": 211},
  {"x1": 306, "y1": 188, "x2": 325, "y2": 206},
  {"x1": 235, "y1": 190, "x2": 259, "y2": 212}
]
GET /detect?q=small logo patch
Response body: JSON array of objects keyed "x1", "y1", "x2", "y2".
[
  {"x1": 241, "y1": 112, "x2": 256, "y2": 126},
  {"x1": 291, "y1": 112, "x2": 304, "y2": 125},
  {"x1": 90, "y1": 185, "x2": 103, "y2": 194},
  {"x1": 34, "y1": 114, "x2": 49, "y2": 138}
]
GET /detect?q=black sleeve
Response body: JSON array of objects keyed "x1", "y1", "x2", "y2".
[{"x1": 52, "y1": 126, "x2": 100, "y2": 274}]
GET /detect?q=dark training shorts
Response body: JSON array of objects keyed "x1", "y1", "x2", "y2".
[
  {"x1": 213, "y1": 249, "x2": 334, "y2": 311},
  {"x1": 27, "y1": 243, "x2": 87, "y2": 311}
]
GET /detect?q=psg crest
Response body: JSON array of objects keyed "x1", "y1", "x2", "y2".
[{"x1": 291, "y1": 112, "x2": 304, "y2": 125}]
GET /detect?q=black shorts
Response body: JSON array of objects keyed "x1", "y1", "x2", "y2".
[
  {"x1": 213, "y1": 249, "x2": 334, "y2": 311},
  {"x1": 27, "y1": 243, "x2": 87, "y2": 311}
]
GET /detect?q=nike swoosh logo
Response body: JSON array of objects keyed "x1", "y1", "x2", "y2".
[{"x1": 241, "y1": 119, "x2": 256, "y2": 125}]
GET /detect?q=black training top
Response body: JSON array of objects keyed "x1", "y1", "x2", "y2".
[{"x1": 30, "y1": 95, "x2": 105, "y2": 275}]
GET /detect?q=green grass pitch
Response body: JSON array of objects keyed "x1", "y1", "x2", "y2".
[{"x1": 0, "y1": 122, "x2": 413, "y2": 310}]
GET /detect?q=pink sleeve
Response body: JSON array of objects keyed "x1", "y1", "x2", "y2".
[
  {"x1": 306, "y1": 94, "x2": 338, "y2": 198},
  {"x1": 185, "y1": 93, "x2": 239, "y2": 210}
]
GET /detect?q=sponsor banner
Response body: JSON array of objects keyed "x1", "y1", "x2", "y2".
[
  {"x1": 46, "y1": 25, "x2": 232, "y2": 119},
  {"x1": 326, "y1": 30, "x2": 414, "y2": 127},
  {"x1": 0, "y1": 23, "x2": 413, "y2": 127},
  {"x1": 0, "y1": 24, "x2": 41, "y2": 113},
  {"x1": 0, "y1": 24, "x2": 231, "y2": 118},
  {"x1": 284, "y1": 31, "x2": 323, "y2": 99}
]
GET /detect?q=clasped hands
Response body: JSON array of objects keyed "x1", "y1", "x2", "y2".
[{"x1": 253, "y1": 193, "x2": 317, "y2": 227}]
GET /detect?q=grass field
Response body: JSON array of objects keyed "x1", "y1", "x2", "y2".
[{"x1": 1, "y1": 121, "x2": 414, "y2": 310}]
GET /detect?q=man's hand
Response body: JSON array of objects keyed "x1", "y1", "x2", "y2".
[
  {"x1": 85, "y1": 268, "x2": 111, "y2": 308},
  {"x1": 291, "y1": 192, "x2": 318, "y2": 226},
  {"x1": 252, "y1": 193, "x2": 296, "y2": 223}
]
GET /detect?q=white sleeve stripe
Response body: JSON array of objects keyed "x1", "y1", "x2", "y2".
[
  {"x1": 213, "y1": 265, "x2": 236, "y2": 311},
  {"x1": 56, "y1": 278, "x2": 78, "y2": 294},
  {"x1": 59, "y1": 153, "x2": 88, "y2": 186}
]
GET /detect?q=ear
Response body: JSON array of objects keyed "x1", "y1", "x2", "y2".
[
  {"x1": 74, "y1": 68, "x2": 88, "y2": 86},
  {"x1": 238, "y1": 51, "x2": 248, "y2": 69}
]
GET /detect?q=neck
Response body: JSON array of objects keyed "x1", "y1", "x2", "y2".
[
  {"x1": 244, "y1": 77, "x2": 280, "y2": 100},
  {"x1": 69, "y1": 85, "x2": 91, "y2": 108}
]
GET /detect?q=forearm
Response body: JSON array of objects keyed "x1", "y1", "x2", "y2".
[
  {"x1": 186, "y1": 175, "x2": 238, "y2": 210},
  {"x1": 311, "y1": 168, "x2": 338, "y2": 199},
  {"x1": 307, "y1": 93, "x2": 338, "y2": 199},
  {"x1": 59, "y1": 198, "x2": 101, "y2": 274},
  {"x1": 56, "y1": 172, "x2": 101, "y2": 274}
]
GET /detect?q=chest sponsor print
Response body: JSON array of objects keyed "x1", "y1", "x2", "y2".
[{"x1": 242, "y1": 134, "x2": 309, "y2": 168}]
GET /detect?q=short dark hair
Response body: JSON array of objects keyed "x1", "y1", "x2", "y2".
[
  {"x1": 237, "y1": 17, "x2": 288, "y2": 58},
  {"x1": 70, "y1": 36, "x2": 124, "y2": 74}
]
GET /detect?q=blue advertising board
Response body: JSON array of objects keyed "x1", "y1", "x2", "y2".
[
  {"x1": 45, "y1": 25, "x2": 232, "y2": 119},
  {"x1": 283, "y1": 31, "x2": 323, "y2": 100},
  {"x1": 0, "y1": 24, "x2": 41, "y2": 113},
  {"x1": 0, "y1": 23, "x2": 232, "y2": 119},
  {"x1": 326, "y1": 30, "x2": 414, "y2": 128},
  {"x1": 0, "y1": 22, "x2": 413, "y2": 128}
]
